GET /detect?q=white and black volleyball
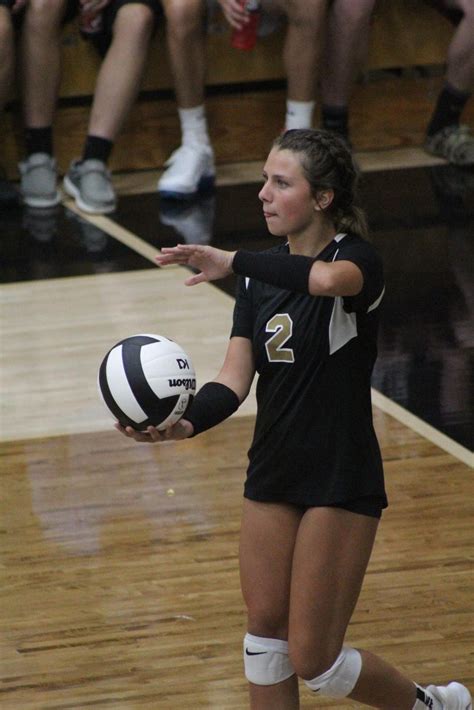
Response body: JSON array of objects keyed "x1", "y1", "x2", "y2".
[{"x1": 98, "y1": 334, "x2": 196, "y2": 431}]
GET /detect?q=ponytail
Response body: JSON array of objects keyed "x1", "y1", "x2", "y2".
[{"x1": 337, "y1": 205, "x2": 368, "y2": 239}]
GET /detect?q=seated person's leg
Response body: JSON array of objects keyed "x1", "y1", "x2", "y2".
[
  {"x1": 278, "y1": 0, "x2": 328, "y2": 130},
  {"x1": 158, "y1": 0, "x2": 214, "y2": 200},
  {"x1": 0, "y1": 1, "x2": 19, "y2": 205},
  {"x1": 18, "y1": 0, "x2": 72, "y2": 207},
  {"x1": 424, "y1": 0, "x2": 474, "y2": 164},
  {"x1": 63, "y1": 0, "x2": 159, "y2": 213},
  {"x1": 320, "y1": 0, "x2": 376, "y2": 143}
]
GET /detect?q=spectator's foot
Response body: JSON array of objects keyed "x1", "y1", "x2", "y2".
[
  {"x1": 19, "y1": 153, "x2": 61, "y2": 208},
  {"x1": 425, "y1": 682, "x2": 472, "y2": 710},
  {"x1": 157, "y1": 144, "x2": 215, "y2": 200},
  {"x1": 424, "y1": 124, "x2": 474, "y2": 165},
  {"x1": 63, "y1": 159, "x2": 117, "y2": 214},
  {"x1": 0, "y1": 167, "x2": 20, "y2": 207}
]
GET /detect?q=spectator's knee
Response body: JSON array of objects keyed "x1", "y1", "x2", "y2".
[
  {"x1": 164, "y1": 0, "x2": 203, "y2": 42},
  {"x1": 285, "y1": 0, "x2": 326, "y2": 30},
  {"x1": 26, "y1": 0, "x2": 68, "y2": 29},
  {"x1": 114, "y1": 3, "x2": 155, "y2": 42}
]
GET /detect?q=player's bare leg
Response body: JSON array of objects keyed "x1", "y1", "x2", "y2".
[
  {"x1": 289, "y1": 506, "x2": 417, "y2": 709},
  {"x1": 240, "y1": 499, "x2": 302, "y2": 709}
]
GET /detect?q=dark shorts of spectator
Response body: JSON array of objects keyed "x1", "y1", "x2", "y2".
[
  {"x1": 423, "y1": 0, "x2": 463, "y2": 25},
  {"x1": 2, "y1": 0, "x2": 162, "y2": 49},
  {"x1": 82, "y1": 0, "x2": 163, "y2": 57}
]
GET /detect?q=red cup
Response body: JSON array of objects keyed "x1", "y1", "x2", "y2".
[{"x1": 231, "y1": 0, "x2": 261, "y2": 50}]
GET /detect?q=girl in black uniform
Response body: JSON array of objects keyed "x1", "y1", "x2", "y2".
[{"x1": 117, "y1": 130, "x2": 471, "y2": 710}]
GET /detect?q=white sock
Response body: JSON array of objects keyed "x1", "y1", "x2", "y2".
[
  {"x1": 178, "y1": 105, "x2": 210, "y2": 148},
  {"x1": 413, "y1": 685, "x2": 442, "y2": 710},
  {"x1": 285, "y1": 99, "x2": 315, "y2": 130}
]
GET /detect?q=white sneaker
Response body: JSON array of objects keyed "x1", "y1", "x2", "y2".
[
  {"x1": 157, "y1": 144, "x2": 215, "y2": 200},
  {"x1": 427, "y1": 682, "x2": 472, "y2": 710}
]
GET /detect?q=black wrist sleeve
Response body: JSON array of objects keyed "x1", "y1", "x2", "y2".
[
  {"x1": 232, "y1": 249, "x2": 313, "y2": 293},
  {"x1": 185, "y1": 382, "x2": 240, "y2": 437}
]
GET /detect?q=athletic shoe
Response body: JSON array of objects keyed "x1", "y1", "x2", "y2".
[
  {"x1": 424, "y1": 125, "x2": 474, "y2": 165},
  {"x1": 157, "y1": 144, "x2": 215, "y2": 200},
  {"x1": 19, "y1": 153, "x2": 61, "y2": 208},
  {"x1": 426, "y1": 682, "x2": 472, "y2": 709},
  {"x1": 63, "y1": 159, "x2": 117, "y2": 214}
]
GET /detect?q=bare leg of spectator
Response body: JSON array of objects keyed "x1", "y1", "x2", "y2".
[
  {"x1": 320, "y1": 0, "x2": 376, "y2": 141},
  {"x1": 18, "y1": 0, "x2": 66, "y2": 207},
  {"x1": 279, "y1": 0, "x2": 328, "y2": 129},
  {"x1": 157, "y1": 0, "x2": 214, "y2": 200},
  {"x1": 62, "y1": 2, "x2": 155, "y2": 214},
  {"x1": 0, "y1": 5, "x2": 14, "y2": 114},
  {"x1": 87, "y1": 3, "x2": 154, "y2": 144},
  {"x1": 0, "y1": 4, "x2": 19, "y2": 205},
  {"x1": 424, "y1": 0, "x2": 474, "y2": 164}
]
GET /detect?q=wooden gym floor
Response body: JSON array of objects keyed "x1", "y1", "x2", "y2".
[{"x1": 1, "y1": 73, "x2": 473, "y2": 708}]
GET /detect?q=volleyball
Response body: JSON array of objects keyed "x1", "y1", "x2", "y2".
[{"x1": 98, "y1": 334, "x2": 196, "y2": 431}]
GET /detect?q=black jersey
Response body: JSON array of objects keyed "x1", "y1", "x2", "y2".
[{"x1": 231, "y1": 233, "x2": 387, "y2": 509}]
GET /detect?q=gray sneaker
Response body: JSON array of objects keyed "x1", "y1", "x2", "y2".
[
  {"x1": 63, "y1": 159, "x2": 117, "y2": 214},
  {"x1": 424, "y1": 124, "x2": 474, "y2": 165},
  {"x1": 19, "y1": 152, "x2": 61, "y2": 208}
]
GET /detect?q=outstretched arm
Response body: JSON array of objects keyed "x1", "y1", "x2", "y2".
[{"x1": 156, "y1": 244, "x2": 364, "y2": 297}]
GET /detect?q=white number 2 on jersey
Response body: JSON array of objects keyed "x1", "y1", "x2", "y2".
[{"x1": 265, "y1": 314, "x2": 295, "y2": 363}]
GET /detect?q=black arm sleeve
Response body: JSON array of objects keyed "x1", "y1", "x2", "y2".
[
  {"x1": 232, "y1": 249, "x2": 313, "y2": 293},
  {"x1": 185, "y1": 382, "x2": 240, "y2": 437}
]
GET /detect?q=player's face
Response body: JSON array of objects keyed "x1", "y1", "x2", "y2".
[{"x1": 258, "y1": 148, "x2": 317, "y2": 238}]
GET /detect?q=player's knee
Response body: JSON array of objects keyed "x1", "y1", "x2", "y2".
[
  {"x1": 300, "y1": 646, "x2": 362, "y2": 698},
  {"x1": 289, "y1": 642, "x2": 338, "y2": 682},
  {"x1": 243, "y1": 633, "x2": 295, "y2": 686}
]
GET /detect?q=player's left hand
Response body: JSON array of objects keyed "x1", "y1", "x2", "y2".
[
  {"x1": 114, "y1": 418, "x2": 193, "y2": 443},
  {"x1": 156, "y1": 245, "x2": 235, "y2": 285}
]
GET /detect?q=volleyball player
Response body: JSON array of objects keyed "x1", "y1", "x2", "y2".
[{"x1": 117, "y1": 129, "x2": 471, "y2": 710}]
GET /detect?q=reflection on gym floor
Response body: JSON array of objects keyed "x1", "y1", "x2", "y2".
[{"x1": 1, "y1": 163, "x2": 472, "y2": 449}]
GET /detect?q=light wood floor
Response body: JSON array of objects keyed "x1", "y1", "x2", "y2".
[{"x1": 1, "y1": 73, "x2": 473, "y2": 708}]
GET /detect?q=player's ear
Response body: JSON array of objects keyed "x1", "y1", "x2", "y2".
[{"x1": 313, "y1": 189, "x2": 334, "y2": 211}]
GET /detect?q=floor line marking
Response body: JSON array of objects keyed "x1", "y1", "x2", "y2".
[
  {"x1": 64, "y1": 200, "x2": 170, "y2": 266},
  {"x1": 371, "y1": 388, "x2": 473, "y2": 468}
]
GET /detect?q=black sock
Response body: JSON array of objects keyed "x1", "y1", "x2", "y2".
[
  {"x1": 321, "y1": 105, "x2": 349, "y2": 140},
  {"x1": 82, "y1": 135, "x2": 114, "y2": 164},
  {"x1": 25, "y1": 126, "x2": 53, "y2": 157},
  {"x1": 426, "y1": 83, "x2": 471, "y2": 136}
]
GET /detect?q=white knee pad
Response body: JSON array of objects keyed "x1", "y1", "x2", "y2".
[
  {"x1": 243, "y1": 633, "x2": 295, "y2": 686},
  {"x1": 304, "y1": 646, "x2": 362, "y2": 698}
]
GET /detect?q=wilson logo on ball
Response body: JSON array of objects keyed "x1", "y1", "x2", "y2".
[{"x1": 97, "y1": 333, "x2": 196, "y2": 431}]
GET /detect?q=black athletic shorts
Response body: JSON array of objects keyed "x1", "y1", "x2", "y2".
[
  {"x1": 245, "y1": 494, "x2": 386, "y2": 520},
  {"x1": 84, "y1": 0, "x2": 162, "y2": 56},
  {"x1": 423, "y1": 0, "x2": 463, "y2": 25}
]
